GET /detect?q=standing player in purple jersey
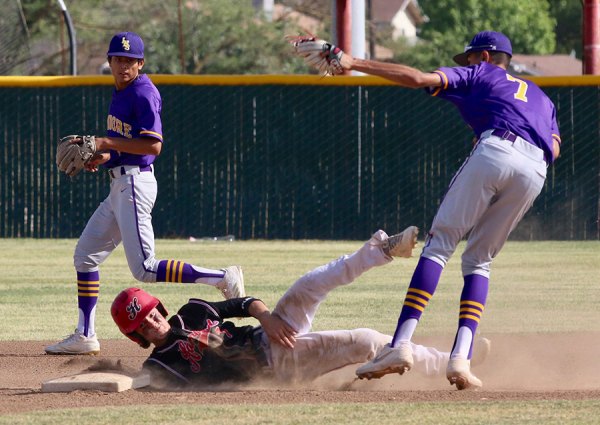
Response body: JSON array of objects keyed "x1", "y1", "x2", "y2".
[
  {"x1": 45, "y1": 32, "x2": 245, "y2": 356},
  {"x1": 312, "y1": 31, "x2": 561, "y2": 389}
]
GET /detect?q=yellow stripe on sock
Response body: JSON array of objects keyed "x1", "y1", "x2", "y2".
[
  {"x1": 77, "y1": 289, "x2": 99, "y2": 296},
  {"x1": 167, "y1": 261, "x2": 174, "y2": 282},
  {"x1": 171, "y1": 261, "x2": 180, "y2": 282},
  {"x1": 166, "y1": 260, "x2": 173, "y2": 282},
  {"x1": 405, "y1": 294, "x2": 429, "y2": 305},
  {"x1": 459, "y1": 313, "x2": 481, "y2": 322},
  {"x1": 459, "y1": 307, "x2": 482, "y2": 316},
  {"x1": 460, "y1": 300, "x2": 485, "y2": 310},
  {"x1": 404, "y1": 300, "x2": 425, "y2": 312},
  {"x1": 77, "y1": 281, "x2": 99, "y2": 296},
  {"x1": 407, "y1": 288, "x2": 432, "y2": 299},
  {"x1": 77, "y1": 280, "x2": 99, "y2": 286},
  {"x1": 177, "y1": 261, "x2": 184, "y2": 283}
]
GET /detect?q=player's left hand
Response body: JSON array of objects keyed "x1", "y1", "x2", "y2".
[
  {"x1": 287, "y1": 34, "x2": 350, "y2": 76},
  {"x1": 260, "y1": 312, "x2": 297, "y2": 349},
  {"x1": 56, "y1": 135, "x2": 97, "y2": 177}
]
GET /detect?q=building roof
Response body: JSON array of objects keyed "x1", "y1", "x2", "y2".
[
  {"x1": 511, "y1": 54, "x2": 582, "y2": 76},
  {"x1": 371, "y1": 0, "x2": 427, "y2": 25}
]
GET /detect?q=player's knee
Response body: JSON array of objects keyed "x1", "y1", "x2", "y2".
[
  {"x1": 462, "y1": 266, "x2": 491, "y2": 279},
  {"x1": 421, "y1": 244, "x2": 452, "y2": 267},
  {"x1": 423, "y1": 227, "x2": 462, "y2": 262},
  {"x1": 353, "y1": 328, "x2": 390, "y2": 358},
  {"x1": 461, "y1": 254, "x2": 491, "y2": 277},
  {"x1": 129, "y1": 265, "x2": 156, "y2": 283},
  {"x1": 128, "y1": 257, "x2": 159, "y2": 282},
  {"x1": 73, "y1": 253, "x2": 99, "y2": 271},
  {"x1": 296, "y1": 271, "x2": 319, "y2": 287}
]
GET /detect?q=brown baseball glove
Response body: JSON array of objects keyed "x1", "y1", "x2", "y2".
[{"x1": 56, "y1": 135, "x2": 97, "y2": 177}]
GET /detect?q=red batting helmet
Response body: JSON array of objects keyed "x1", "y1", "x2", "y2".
[{"x1": 111, "y1": 287, "x2": 168, "y2": 348}]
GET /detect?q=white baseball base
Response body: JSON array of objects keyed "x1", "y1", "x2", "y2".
[{"x1": 41, "y1": 372, "x2": 150, "y2": 393}]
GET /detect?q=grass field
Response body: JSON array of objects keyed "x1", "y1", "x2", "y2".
[
  {"x1": 0, "y1": 238, "x2": 598, "y2": 339},
  {"x1": 0, "y1": 237, "x2": 599, "y2": 423},
  {"x1": 4, "y1": 401, "x2": 600, "y2": 425}
]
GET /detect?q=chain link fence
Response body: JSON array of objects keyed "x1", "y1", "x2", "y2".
[{"x1": 0, "y1": 75, "x2": 598, "y2": 240}]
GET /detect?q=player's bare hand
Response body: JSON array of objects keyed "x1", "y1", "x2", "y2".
[
  {"x1": 552, "y1": 138, "x2": 561, "y2": 160},
  {"x1": 85, "y1": 152, "x2": 110, "y2": 172},
  {"x1": 260, "y1": 313, "x2": 297, "y2": 349}
]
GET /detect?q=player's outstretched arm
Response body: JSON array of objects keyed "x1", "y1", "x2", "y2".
[
  {"x1": 287, "y1": 34, "x2": 441, "y2": 88},
  {"x1": 347, "y1": 57, "x2": 442, "y2": 89},
  {"x1": 248, "y1": 300, "x2": 297, "y2": 349}
]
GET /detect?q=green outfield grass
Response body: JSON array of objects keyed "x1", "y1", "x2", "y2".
[
  {"x1": 2, "y1": 401, "x2": 600, "y2": 425},
  {"x1": 0, "y1": 238, "x2": 598, "y2": 340},
  {"x1": 0, "y1": 238, "x2": 598, "y2": 424}
]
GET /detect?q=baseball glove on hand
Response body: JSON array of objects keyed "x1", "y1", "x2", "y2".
[
  {"x1": 56, "y1": 135, "x2": 97, "y2": 177},
  {"x1": 288, "y1": 35, "x2": 345, "y2": 75}
]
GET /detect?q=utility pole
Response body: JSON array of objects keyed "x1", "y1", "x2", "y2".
[
  {"x1": 583, "y1": 0, "x2": 600, "y2": 74},
  {"x1": 178, "y1": 0, "x2": 185, "y2": 73},
  {"x1": 57, "y1": 0, "x2": 76, "y2": 75},
  {"x1": 333, "y1": 0, "x2": 352, "y2": 75}
]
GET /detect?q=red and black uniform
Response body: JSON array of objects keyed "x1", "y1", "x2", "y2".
[{"x1": 143, "y1": 297, "x2": 269, "y2": 388}]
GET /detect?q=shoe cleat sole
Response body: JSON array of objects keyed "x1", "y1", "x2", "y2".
[
  {"x1": 44, "y1": 350, "x2": 100, "y2": 356},
  {"x1": 357, "y1": 365, "x2": 410, "y2": 380},
  {"x1": 448, "y1": 374, "x2": 481, "y2": 390}
]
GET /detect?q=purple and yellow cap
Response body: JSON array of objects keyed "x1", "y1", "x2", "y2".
[
  {"x1": 107, "y1": 32, "x2": 144, "y2": 59},
  {"x1": 453, "y1": 31, "x2": 512, "y2": 66}
]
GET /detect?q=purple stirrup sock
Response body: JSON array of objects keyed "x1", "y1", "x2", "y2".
[
  {"x1": 157, "y1": 260, "x2": 224, "y2": 283},
  {"x1": 451, "y1": 273, "x2": 489, "y2": 358},
  {"x1": 391, "y1": 257, "x2": 443, "y2": 345},
  {"x1": 77, "y1": 271, "x2": 99, "y2": 337}
]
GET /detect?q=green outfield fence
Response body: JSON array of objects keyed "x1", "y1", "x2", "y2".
[{"x1": 0, "y1": 75, "x2": 599, "y2": 240}]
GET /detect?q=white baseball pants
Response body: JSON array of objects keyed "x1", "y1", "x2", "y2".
[
  {"x1": 74, "y1": 169, "x2": 161, "y2": 281},
  {"x1": 267, "y1": 231, "x2": 449, "y2": 383},
  {"x1": 423, "y1": 131, "x2": 547, "y2": 277}
]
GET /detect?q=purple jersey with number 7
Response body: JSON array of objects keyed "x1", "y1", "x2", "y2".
[
  {"x1": 104, "y1": 73, "x2": 163, "y2": 168},
  {"x1": 430, "y1": 62, "x2": 560, "y2": 164}
]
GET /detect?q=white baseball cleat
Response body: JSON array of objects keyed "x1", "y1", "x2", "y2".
[
  {"x1": 216, "y1": 266, "x2": 245, "y2": 299},
  {"x1": 356, "y1": 342, "x2": 414, "y2": 380},
  {"x1": 382, "y1": 226, "x2": 419, "y2": 258},
  {"x1": 44, "y1": 329, "x2": 100, "y2": 355},
  {"x1": 446, "y1": 358, "x2": 482, "y2": 390}
]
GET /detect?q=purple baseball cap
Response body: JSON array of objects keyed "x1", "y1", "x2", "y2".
[
  {"x1": 107, "y1": 32, "x2": 144, "y2": 59},
  {"x1": 453, "y1": 31, "x2": 512, "y2": 66}
]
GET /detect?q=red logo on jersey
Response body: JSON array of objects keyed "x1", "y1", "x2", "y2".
[{"x1": 177, "y1": 319, "x2": 233, "y2": 373}]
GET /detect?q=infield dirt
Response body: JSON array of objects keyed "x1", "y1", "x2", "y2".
[{"x1": 2, "y1": 332, "x2": 600, "y2": 414}]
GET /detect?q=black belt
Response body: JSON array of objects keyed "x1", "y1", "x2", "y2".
[
  {"x1": 491, "y1": 129, "x2": 518, "y2": 143},
  {"x1": 108, "y1": 165, "x2": 152, "y2": 179}
]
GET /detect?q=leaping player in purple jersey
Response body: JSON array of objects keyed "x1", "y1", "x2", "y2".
[
  {"x1": 323, "y1": 31, "x2": 561, "y2": 389},
  {"x1": 45, "y1": 32, "x2": 245, "y2": 356}
]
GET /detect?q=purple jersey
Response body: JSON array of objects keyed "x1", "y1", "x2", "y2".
[
  {"x1": 104, "y1": 74, "x2": 163, "y2": 168},
  {"x1": 429, "y1": 62, "x2": 561, "y2": 163}
]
